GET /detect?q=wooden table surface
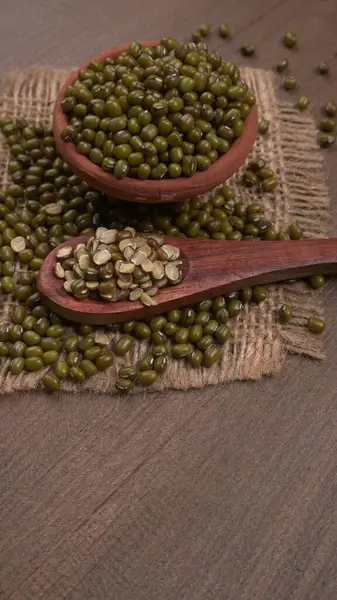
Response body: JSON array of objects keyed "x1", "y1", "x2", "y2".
[{"x1": 0, "y1": 1, "x2": 337, "y2": 598}]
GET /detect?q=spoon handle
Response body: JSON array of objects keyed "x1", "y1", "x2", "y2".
[
  {"x1": 38, "y1": 237, "x2": 337, "y2": 326},
  {"x1": 185, "y1": 239, "x2": 337, "y2": 296}
]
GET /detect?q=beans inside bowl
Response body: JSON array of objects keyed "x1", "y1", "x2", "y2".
[{"x1": 59, "y1": 37, "x2": 256, "y2": 182}]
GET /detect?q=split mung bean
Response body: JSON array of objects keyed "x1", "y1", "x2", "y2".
[{"x1": 55, "y1": 226, "x2": 183, "y2": 306}]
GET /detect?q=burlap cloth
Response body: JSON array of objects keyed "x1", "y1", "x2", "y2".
[{"x1": 0, "y1": 66, "x2": 330, "y2": 394}]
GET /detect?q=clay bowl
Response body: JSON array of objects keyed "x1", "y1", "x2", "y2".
[{"x1": 53, "y1": 41, "x2": 258, "y2": 204}]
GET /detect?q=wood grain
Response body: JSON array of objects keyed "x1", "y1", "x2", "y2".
[
  {"x1": 38, "y1": 235, "x2": 337, "y2": 324},
  {"x1": 1, "y1": 1, "x2": 337, "y2": 600},
  {"x1": 53, "y1": 42, "x2": 258, "y2": 204}
]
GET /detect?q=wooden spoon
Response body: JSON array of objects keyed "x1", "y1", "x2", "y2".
[{"x1": 38, "y1": 236, "x2": 337, "y2": 325}]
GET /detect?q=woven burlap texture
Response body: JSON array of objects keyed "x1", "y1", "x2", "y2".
[{"x1": 0, "y1": 66, "x2": 330, "y2": 394}]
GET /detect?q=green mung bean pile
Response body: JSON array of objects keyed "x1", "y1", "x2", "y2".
[
  {"x1": 60, "y1": 38, "x2": 256, "y2": 180},
  {"x1": 0, "y1": 27, "x2": 332, "y2": 394}
]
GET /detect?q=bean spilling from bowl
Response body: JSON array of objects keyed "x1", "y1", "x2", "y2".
[
  {"x1": 60, "y1": 37, "x2": 256, "y2": 180},
  {"x1": 55, "y1": 227, "x2": 182, "y2": 306}
]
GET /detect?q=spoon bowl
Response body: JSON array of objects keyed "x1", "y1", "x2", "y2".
[
  {"x1": 53, "y1": 41, "x2": 258, "y2": 204},
  {"x1": 38, "y1": 235, "x2": 337, "y2": 324}
]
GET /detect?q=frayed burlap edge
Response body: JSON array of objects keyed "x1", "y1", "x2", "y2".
[{"x1": 0, "y1": 66, "x2": 330, "y2": 395}]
